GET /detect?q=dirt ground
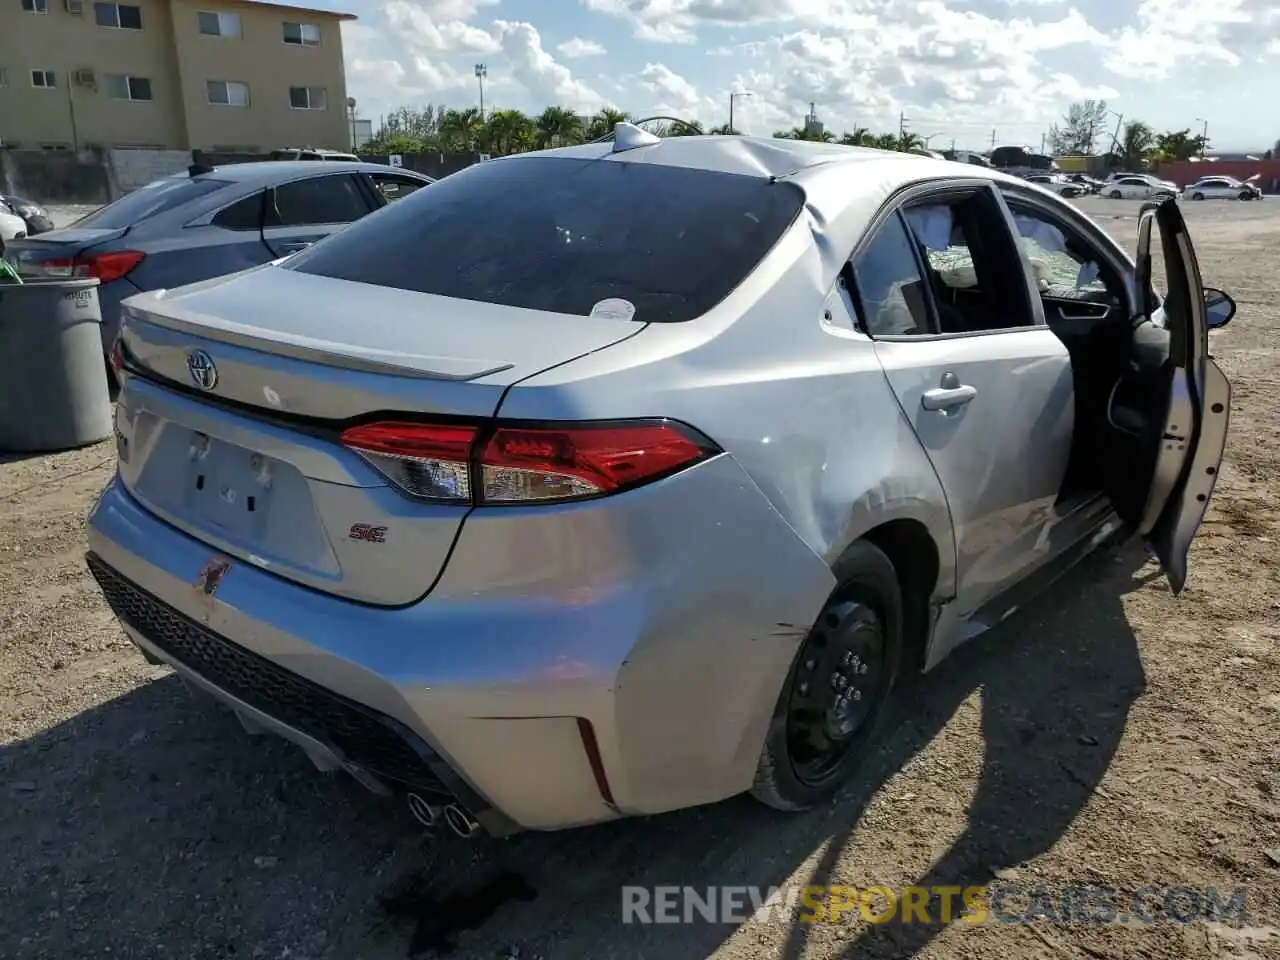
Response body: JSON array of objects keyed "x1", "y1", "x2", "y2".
[{"x1": 2, "y1": 198, "x2": 1278, "y2": 960}]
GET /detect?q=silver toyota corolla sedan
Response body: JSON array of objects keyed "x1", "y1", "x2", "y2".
[{"x1": 86, "y1": 127, "x2": 1235, "y2": 837}]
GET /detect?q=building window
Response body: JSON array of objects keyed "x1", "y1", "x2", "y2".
[
  {"x1": 198, "y1": 10, "x2": 240, "y2": 37},
  {"x1": 282, "y1": 21, "x2": 320, "y2": 45},
  {"x1": 21, "y1": 0, "x2": 49, "y2": 13},
  {"x1": 40, "y1": 143, "x2": 71, "y2": 151},
  {"x1": 206, "y1": 79, "x2": 249, "y2": 106},
  {"x1": 94, "y1": 1, "x2": 142, "y2": 28},
  {"x1": 288, "y1": 86, "x2": 326, "y2": 110},
  {"x1": 31, "y1": 70, "x2": 57, "y2": 88},
  {"x1": 106, "y1": 74, "x2": 153, "y2": 101}
]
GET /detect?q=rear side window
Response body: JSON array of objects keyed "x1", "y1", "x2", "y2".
[
  {"x1": 73, "y1": 176, "x2": 230, "y2": 229},
  {"x1": 286, "y1": 156, "x2": 805, "y2": 323},
  {"x1": 265, "y1": 175, "x2": 370, "y2": 226},
  {"x1": 212, "y1": 191, "x2": 264, "y2": 230}
]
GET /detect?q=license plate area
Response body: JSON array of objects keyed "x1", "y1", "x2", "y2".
[{"x1": 184, "y1": 432, "x2": 276, "y2": 541}]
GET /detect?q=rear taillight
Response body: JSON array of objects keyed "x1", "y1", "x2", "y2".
[
  {"x1": 339, "y1": 419, "x2": 720, "y2": 505},
  {"x1": 39, "y1": 250, "x2": 145, "y2": 284}
]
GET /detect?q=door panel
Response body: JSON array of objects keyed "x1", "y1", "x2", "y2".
[
  {"x1": 261, "y1": 174, "x2": 374, "y2": 258},
  {"x1": 873, "y1": 330, "x2": 1074, "y2": 615}
]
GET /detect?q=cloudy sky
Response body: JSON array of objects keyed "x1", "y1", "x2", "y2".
[{"x1": 309, "y1": 0, "x2": 1280, "y2": 151}]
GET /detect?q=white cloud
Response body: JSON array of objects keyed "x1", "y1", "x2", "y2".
[
  {"x1": 341, "y1": 0, "x2": 1280, "y2": 149},
  {"x1": 558, "y1": 37, "x2": 607, "y2": 58},
  {"x1": 493, "y1": 21, "x2": 606, "y2": 110}
]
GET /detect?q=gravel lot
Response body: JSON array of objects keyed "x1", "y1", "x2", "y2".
[{"x1": 2, "y1": 197, "x2": 1278, "y2": 960}]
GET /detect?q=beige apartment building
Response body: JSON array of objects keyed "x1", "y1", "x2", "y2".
[{"x1": 0, "y1": 0, "x2": 355, "y2": 152}]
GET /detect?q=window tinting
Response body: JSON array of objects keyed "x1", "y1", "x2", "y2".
[
  {"x1": 852, "y1": 213, "x2": 933, "y2": 336},
  {"x1": 212, "y1": 191, "x2": 264, "y2": 230},
  {"x1": 266, "y1": 176, "x2": 369, "y2": 226},
  {"x1": 73, "y1": 177, "x2": 229, "y2": 230},
  {"x1": 286, "y1": 157, "x2": 805, "y2": 323}
]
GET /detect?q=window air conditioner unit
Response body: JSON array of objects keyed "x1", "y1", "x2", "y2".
[
  {"x1": 65, "y1": 0, "x2": 84, "y2": 14},
  {"x1": 74, "y1": 69, "x2": 97, "y2": 87}
]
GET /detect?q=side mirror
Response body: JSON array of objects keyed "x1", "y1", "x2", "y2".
[{"x1": 1204, "y1": 287, "x2": 1236, "y2": 329}]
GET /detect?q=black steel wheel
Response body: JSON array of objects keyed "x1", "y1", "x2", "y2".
[{"x1": 751, "y1": 539, "x2": 905, "y2": 811}]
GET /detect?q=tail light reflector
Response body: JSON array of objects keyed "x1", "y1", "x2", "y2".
[
  {"x1": 36, "y1": 250, "x2": 145, "y2": 284},
  {"x1": 340, "y1": 419, "x2": 719, "y2": 505}
]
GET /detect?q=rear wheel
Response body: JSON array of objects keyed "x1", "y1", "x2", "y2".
[
  {"x1": 751, "y1": 540, "x2": 904, "y2": 811},
  {"x1": 1109, "y1": 189, "x2": 1123, "y2": 199},
  {"x1": 1192, "y1": 192, "x2": 1205, "y2": 201},
  {"x1": 1239, "y1": 191, "x2": 1254, "y2": 201}
]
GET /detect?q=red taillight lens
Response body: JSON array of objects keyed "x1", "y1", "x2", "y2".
[
  {"x1": 340, "y1": 422, "x2": 478, "y2": 502},
  {"x1": 479, "y1": 422, "x2": 717, "y2": 502},
  {"x1": 38, "y1": 250, "x2": 145, "y2": 284},
  {"x1": 340, "y1": 419, "x2": 718, "y2": 505}
]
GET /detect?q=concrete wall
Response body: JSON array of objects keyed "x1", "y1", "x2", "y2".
[
  {"x1": 0, "y1": 148, "x2": 113, "y2": 204},
  {"x1": 108, "y1": 147, "x2": 191, "y2": 192}
]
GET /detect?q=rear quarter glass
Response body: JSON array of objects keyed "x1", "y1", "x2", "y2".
[
  {"x1": 285, "y1": 156, "x2": 806, "y2": 324},
  {"x1": 73, "y1": 178, "x2": 231, "y2": 231}
]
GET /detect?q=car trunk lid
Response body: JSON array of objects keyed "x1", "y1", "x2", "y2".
[
  {"x1": 114, "y1": 265, "x2": 646, "y2": 605},
  {"x1": 5, "y1": 227, "x2": 127, "y2": 275}
]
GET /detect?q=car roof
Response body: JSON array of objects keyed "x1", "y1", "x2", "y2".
[{"x1": 190, "y1": 160, "x2": 422, "y2": 186}]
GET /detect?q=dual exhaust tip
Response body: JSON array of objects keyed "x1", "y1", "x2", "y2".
[{"x1": 407, "y1": 792, "x2": 481, "y2": 838}]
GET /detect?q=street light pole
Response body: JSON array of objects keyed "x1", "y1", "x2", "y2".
[
  {"x1": 728, "y1": 91, "x2": 752, "y2": 134},
  {"x1": 347, "y1": 96, "x2": 357, "y2": 151},
  {"x1": 474, "y1": 63, "x2": 487, "y2": 119},
  {"x1": 1195, "y1": 117, "x2": 1209, "y2": 156}
]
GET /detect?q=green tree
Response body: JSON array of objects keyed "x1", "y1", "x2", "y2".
[
  {"x1": 869, "y1": 132, "x2": 899, "y2": 150},
  {"x1": 1047, "y1": 99, "x2": 1110, "y2": 154},
  {"x1": 896, "y1": 131, "x2": 924, "y2": 152},
  {"x1": 535, "y1": 106, "x2": 584, "y2": 148},
  {"x1": 839, "y1": 128, "x2": 872, "y2": 146},
  {"x1": 1119, "y1": 121, "x2": 1155, "y2": 170},
  {"x1": 585, "y1": 107, "x2": 630, "y2": 140},
  {"x1": 664, "y1": 118, "x2": 704, "y2": 137},
  {"x1": 481, "y1": 109, "x2": 535, "y2": 155},
  {"x1": 709, "y1": 123, "x2": 738, "y2": 135},
  {"x1": 438, "y1": 107, "x2": 485, "y2": 152},
  {"x1": 1155, "y1": 128, "x2": 1210, "y2": 162}
]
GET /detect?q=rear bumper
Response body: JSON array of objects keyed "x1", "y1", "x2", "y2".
[{"x1": 86, "y1": 460, "x2": 834, "y2": 832}]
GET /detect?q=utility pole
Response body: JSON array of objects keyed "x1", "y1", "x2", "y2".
[
  {"x1": 1041, "y1": 133, "x2": 1046, "y2": 154},
  {"x1": 899, "y1": 111, "x2": 907, "y2": 139},
  {"x1": 990, "y1": 128, "x2": 997, "y2": 150},
  {"x1": 1195, "y1": 117, "x2": 1209, "y2": 156},
  {"x1": 474, "y1": 63, "x2": 487, "y2": 119},
  {"x1": 65, "y1": 75, "x2": 80, "y2": 153},
  {"x1": 728, "y1": 91, "x2": 752, "y2": 135},
  {"x1": 951, "y1": 137, "x2": 956, "y2": 153}
]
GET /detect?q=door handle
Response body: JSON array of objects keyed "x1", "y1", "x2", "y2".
[{"x1": 922, "y1": 372, "x2": 977, "y2": 412}]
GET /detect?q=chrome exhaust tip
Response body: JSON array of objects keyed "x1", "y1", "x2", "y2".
[
  {"x1": 444, "y1": 803, "x2": 481, "y2": 838},
  {"x1": 406, "y1": 792, "x2": 439, "y2": 828}
]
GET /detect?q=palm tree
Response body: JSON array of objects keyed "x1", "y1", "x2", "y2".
[
  {"x1": 869, "y1": 133, "x2": 898, "y2": 150},
  {"x1": 839, "y1": 128, "x2": 871, "y2": 146},
  {"x1": 438, "y1": 107, "x2": 484, "y2": 152},
  {"x1": 535, "y1": 107, "x2": 584, "y2": 148},
  {"x1": 664, "y1": 119, "x2": 704, "y2": 137},
  {"x1": 709, "y1": 123, "x2": 738, "y2": 135},
  {"x1": 586, "y1": 107, "x2": 630, "y2": 140},
  {"x1": 1120, "y1": 121, "x2": 1155, "y2": 170},
  {"x1": 895, "y1": 131, "x2": 924, "y2": 153},
  {"x1": 482, "y1": 109, "x2": 536, "y2": 155}
]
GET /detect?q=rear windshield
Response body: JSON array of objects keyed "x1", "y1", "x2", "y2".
[
  {"x1": 73, "y1": 176, "x2": 230, "y2": 230},
  {"x1": 285, "y1": 156, "x2": 805, "y2": 323}
]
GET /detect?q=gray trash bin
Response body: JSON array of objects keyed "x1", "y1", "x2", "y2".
[{"x1": 0, "y1": 277, "x2": 114, "y2": 453}]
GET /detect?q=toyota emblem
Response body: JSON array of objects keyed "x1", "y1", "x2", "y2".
[{"x1": 186, "y1": 349, "x2": 218, "y2": 390}]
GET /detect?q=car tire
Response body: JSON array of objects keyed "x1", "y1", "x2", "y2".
[
  {"x1": 750, "y1": 539, "x2": 905, "y2": 812},
  {"x1": 1192, "y1": 192, "x2": 1205, "y2": 201},
  {"x1": 1239, "y1": 191, "x2": 1254, "y2": 201},
  {"x1": 1109, "y1": 189, "x2": 1123, "y2": 199}
]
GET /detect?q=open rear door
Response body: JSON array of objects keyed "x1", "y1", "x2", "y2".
[{"x1": 1127, "y1": 199, "x2": 1232, "y2": 594}]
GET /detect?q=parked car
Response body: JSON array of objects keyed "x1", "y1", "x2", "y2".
[
  {"x1": 0, "y1": 202, "x2": 26, "y2": 254},
  {"x1": 1182, "y1": 175, "x2": 1263, "y2": 201},
  {"x1": 3, "y1": 161, "x2": 433, "y2": 370},
  {"x1": 269, "y1": 147, "x2": 361, "y2": 162},
  {"x1": 88, "y1": 133, "x2": 1234, "y2": 837},
  {"x1": 1067, "y1": 174, "x2": 1106, "y2": 194},
  {"x1": 1104, "y1": 174, "x2": 1179, "y2": 200},
  {"x1": 0, "y1": 194, "x2": 55, "y2": 235},
  {"x1": 1023, "y1": 173, "x2": 1085, "y2": 198}
]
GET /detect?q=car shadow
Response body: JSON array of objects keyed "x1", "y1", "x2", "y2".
[{"x1": 0, "y1": 540, "x2": 1154, "y2": 960}]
